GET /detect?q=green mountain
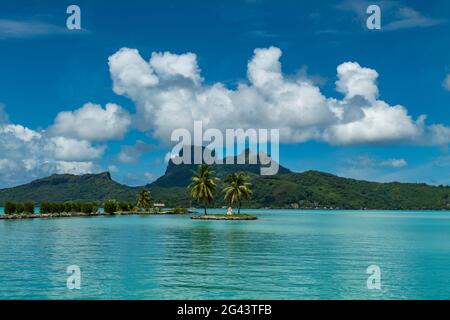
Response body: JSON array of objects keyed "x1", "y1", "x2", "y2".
[
  {"x1": 151, "y1": 149, "x2": 291, "y2": 188},
  {"x1": 150, "y1": 165, "x2": 450, "y2": 210},
  {"x1": 0, "y1": 172, "x2": 139, "y2": 204},
  {"x1": 1, "y1": 158, "x2": 450, "y2": 210}
]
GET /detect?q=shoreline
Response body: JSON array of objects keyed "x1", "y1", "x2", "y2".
[
  {"x1": 0, "y1": 210, "x2": 190, "y2": 220},
  {"x1": 2, "y1": 208, "x2": 450, "y2": 220}
]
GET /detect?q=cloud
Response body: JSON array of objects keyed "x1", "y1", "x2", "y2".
[
  {"x1": 0, "y1": 101, "x2": 133, "y2": 186},
  {"x1": 0, "y1": 124, "x2": 42, "y2": 142},
  {"x1": 150, "y1": 51, "x2": 202, "y2": 85},
  {"x1": 0, "y1": 124, "x2": 104, "y2": 163},
  {"x1": 384, "y1": 7, "x2": 446, "y2": 31},
  {"x1": 323, "y1": 100, "x2": 422, "y2": 145},
  {"x1": 381, "y1": 158, "x2": 408, "y2": 168},
  {"x1": 108, "y1": 48, "x2": 159, "y2": 98},
  {"x1": 2, "y1": 45, "x2": 450, "y2": 187},
  {"x1": 0, "y1": 19, "x2": 87, "y2": 39},
  {"x1": 340, "y1": 155, "x2": 408, "y2": 182},
  {"x1": 54, "y1": 161, "x2": 96, "y2": 175},
  {"x1": 443, "y1": 75, "x2": 450, "y2": 91},
  {"x1": 118, "y1": 140, "x2": 153, "y2": 163},
  {"x1": 335, "y1": 62, "x2": 379, "y2": 101},
  {"x1": 50, "y1": 103, "x2": 131, "y2": 141},
  {"x1": 51, "y1": 137, "x2": 105, "y2": 161},
  {"x1": 346, "y1": 155, "x2": 407, "y2": 169},
  {"x1": 427, "y1": 124, "x2": 450, "y2": 145},
  {"x1": 108, "y1": 46, "x2": 450, "y2": 147},
  {"x1": 247, "y1": 46, "x2": 283, "y2": 88},
  {"x1": 108, "y1": 46, "x2": 335, "y2": 143},
  {"x1": 0, "y1": 108, "x2": 104, "y2": 187}
]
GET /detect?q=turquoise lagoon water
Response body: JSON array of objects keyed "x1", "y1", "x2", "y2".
[{"x1": 1, "y1": 209, "x2": 450, "y2": 299}]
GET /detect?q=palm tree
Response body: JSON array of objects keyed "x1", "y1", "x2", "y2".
[
  {"x1": 223, "y1": 172, "x2": 252, "y2": 214},
  {"x1": 188, "y1": 164, "x2": 218, "y2": 215},
  {"x1": 136, "y1": 189, "x2": 152, "y2": 211}
]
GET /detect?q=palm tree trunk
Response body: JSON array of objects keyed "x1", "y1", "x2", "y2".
[
  {"x1": 238, "y1": 201, "x2": 241, "y2": 214},
  {"x1": 204, "y1": 206, "x2": 207, "y2": 215}
]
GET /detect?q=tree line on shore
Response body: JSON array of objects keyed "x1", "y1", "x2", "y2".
[
  {"x1": 4, "y1": 202, "x2": 35, "y2": 215},
  {"x1": 3, "y1": 201, "x2": 104, "y2": 215},
  {"x1": 2, "y1": 189, "x2": 185, "y2": 215},
  {"x1": 2, "y1": 199, "x2": 153, "y2": 215}
]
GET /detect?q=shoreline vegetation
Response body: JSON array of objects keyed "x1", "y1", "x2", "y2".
[
  {"x1": 0, "y1": 197, "x2": 190, "y2": 220},
  {"x1": 0, "y1": 210, "x2": 190, "y2": 220}
]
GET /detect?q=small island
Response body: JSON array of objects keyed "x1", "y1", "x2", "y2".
[
  {"x1": 191, "y1": 214, "x2": 257, "y2": 220},
  {"x1": 188, "y1": 165, "x2": 257, "y2": 221}
]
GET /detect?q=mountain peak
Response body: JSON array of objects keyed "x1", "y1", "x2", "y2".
[
  {"x1": 34, "y1": 171, "x2": 112, "y2": 183},
  {"x1": 154, "y1": 146, "x2": 290, "y2": 188},
  {"x1": 99, "y1": 172, "x2": 112, "y2": 180}
]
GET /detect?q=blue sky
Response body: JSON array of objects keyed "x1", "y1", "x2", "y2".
[{"x1": 1, "y1": 0, "x2": 450, "y2": 187}]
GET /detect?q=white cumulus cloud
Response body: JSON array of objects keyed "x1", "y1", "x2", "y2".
[
  {"x1": 150, "y1": 51, "x2": 202, "y2": 85},
  {"x1": 335, "y1": 62, "x2": 379, "y2": 102},
  {"x1": 51, "y1": 136, "x2": 105, "y2": 161},
  {"x1": 108, "y1": 46, "x2": 450, "y2": 147},
  {"x1": 50, "y1": 102, "x2": 131, "y2": 141},
  {"x1": 0, "y1": 124, "x2": 42, "y2": 142},
  {"x1": 324, "y1": 100, "x2": 423, "y2": 145},
  {"x1": 0, "y1": 108, "x2": 104, "y2": 187}
]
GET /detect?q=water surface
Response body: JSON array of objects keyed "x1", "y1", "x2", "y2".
[{"x1": 1, "y1": 209, "x2": 450, "y2": 299}]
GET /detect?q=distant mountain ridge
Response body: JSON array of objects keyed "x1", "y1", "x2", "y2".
[
  {"x1": 1, "y1": 158, "x2": 450, "y2": 210},
  {"x1": 0, "y1": 172, "x2": 139, "y2": 204}
]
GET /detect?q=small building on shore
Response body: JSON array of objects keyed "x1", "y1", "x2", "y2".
[{"x1": 154, "y1": 203, "x2": 165, "y2": 211}]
